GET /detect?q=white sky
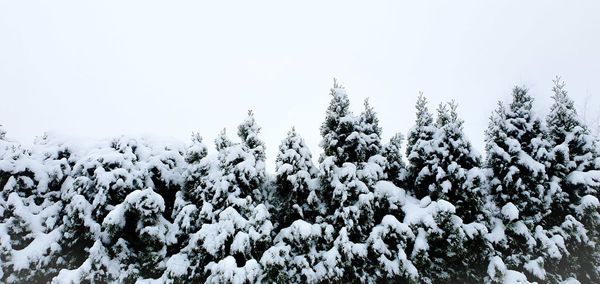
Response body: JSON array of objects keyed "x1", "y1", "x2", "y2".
[{"x1": 1, "y1": 1, "x2": 599, "y2": 171}]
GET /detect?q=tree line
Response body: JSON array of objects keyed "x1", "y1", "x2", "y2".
[{"x1": 0, "y1": 77, "x2": 599, "y2": 283}]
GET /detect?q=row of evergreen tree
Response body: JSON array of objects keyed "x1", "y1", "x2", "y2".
[{"x1": 0, "y1": 77, "x2": 599, "y2": 283}]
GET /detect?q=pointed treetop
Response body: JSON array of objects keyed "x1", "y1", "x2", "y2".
[
  {"x1": 437, "y1": 100, "x2": 463, "y2": 129},
  {"x1": 186, "y1": 132, "x2": 208, "y2": 164},
  {"x1": 191, "y1": 132, "x2": 203, "y2": 144},
  {"x1": 436, "y1": 102, "x2": 450, "y2": 127},
  {"x1": 360, "y1": 98, "x2": 381, "y2": 131},
  {"x1": 510, "y1": 86, "x2": 533, "y2": 114},
  {"x1": 549, "y1": 76, "x2": 578, "y2": 124},
  {"x1": 415, "y1": 92, "x2": 434, "y2": 127},
  {"x1": 215, "y1": 128, "x2": 232, "y2": 151},
  {"x1": 333, "y1": 77, "x2": 344, "y2": 89},
  {"x1": 0, "y1": 124, "x2": 5, "y2": 140},
  {"x1": 238, "y1": 109, "x2": 266, "y2": 161}
]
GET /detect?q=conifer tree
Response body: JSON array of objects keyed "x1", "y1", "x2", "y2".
[
  {"x1": 355, "y1": 99, "x2": 386, "y2": 189},
  {"x1": 319, "y1": 79, "x2": 358, "y2": 166},
  {"x1": 102, "y1": 188, "x2": 171, "y2": 281},
  {"x1": 356, "y1": 99, "x2": 383, "y2": 163},
  {"x1": 317, "y1": 80, "x2": 379, "y2": 281},
  {"x1": 0, "y1": 125, "x2": 6, "y2": 140},
  {"x1": 485, "y1": 87, "x2": 561, "y2": 282},
  {"x1": 0, "y1": 134, "x2": 70, "y2": 283},
  {"x1": 545, "y1": 77, "x2": 600, "y2": 282},
  {"x1": 381, "y1": 133, "x2": 406, "y2": 188},
  {"x1": 486, "y1": 87, "x2": 549, "y2": 223},
  {"x1": 273, "y1": 127, "x2": 319, "y2": 228},
  {"x1": 406, "y1": 93, "x2": 437, "y2": 199},
  {"x1": 430, "y1": 101, "x2": 486, "y2": 223},
  {"x1": 166, "y1": 113, "x2": 272, "y2": 283}
]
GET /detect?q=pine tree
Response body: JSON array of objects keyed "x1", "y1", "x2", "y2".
[
  {"x1": 319, "y1": 79, "x2": 358, "y2": 166},
  {"x1": 355, "y1": 99, "x2": 386, "y2": 189},
  {"x1": 485, "y1": 87, "x2": 560, "y2": 282},
  {"x1": 317, "y1": 81, "x2": 379, "y2": 281},
  {"x1": 101, "y1": 188, "x2": 171, "y2": 281},
  {"x1": 485, "y1": 87, "x2": 549, "y2": 223},
  {"x1": 430, "y1": 101, "x2": 486, "y2": 223},
  {"x1": 406, "y1": 93, "x2": 437, "y2": 199},
  {"x1": 356, "y1": 99, "x2": 383, "y2": 163},
  {"x1": 381, "y1": 133, "x2": 406, "y2": 188},
  {"x1": 0, "y1": 125, "x2": 6, "y2": 140},
  {"x1": 367, "y1": 181, "x2": 418, "y2": 283},
  {"x1": 0, "y1": 134, "x2": 70, "y2": 283},
  {"x1": 166, "y1": 113, "x2": 272, "y2": 283},
  {"x1": 545, "y1": 77, "x2": 600, "y2": 283},
  {"x1": 260, "y1": 220, "x2": 337, "y2": 283},
  {"x1": 408, "y1": 198, "x2": 489, "y2": 283},
  {"x1": 273, "y1": 127, "x2": 320, "y2": 228}
]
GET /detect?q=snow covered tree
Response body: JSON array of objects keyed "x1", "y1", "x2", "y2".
[
  {"x1": 169, "y1": 133, "x2": 209, "y2": 255},
  {"x1": 407, "y1": 197, "x2": 490, "y2": 284},
  {"x1": 544, "y1": 77, "x2": 600, "y2": 283},
  {"x1": 355, "y1": 98, "x2": 383, "y2": 163},
  {"x1": 261, "y1": 220, "x2": 337, "y2": 283},
  {"x1": 355, "y1": 99, "x2": 387, "y2": 189},
  {"x1": 57, "y1": 137, "x2": 185, "y2": 277},
  {"x1": 381, "y1": 133, "x2": 406, "y2": 188},
  {"x1": 406, "y1": 93, "x2": 438, "y2": 200},
  {"x1": 316, "y1": 80, "x2": 383, "y2": 281},
  {"x1": 485, "y1": 87, "x2": 561, "y2": 282},
  {"x1": 429, "y1": 101, "x2": 487, "y2": 223},
  {"x1": 0, "y1": 134, "x2": 71, "y2": 283},
  {"x1": 185, "y1": 132, "x2": 208, "y2": 165},
  {"x1": 319, "y1": 79, "x2": 358, "y2": 166},
  {"x1": 0, "y1": 125, "x2": 6, "y2": 141},
  {"x1": 164, "y1": 113, "x2": 272, "y2": 283},
  {"x1": 367, "y1": 181, "x2": 418, "y2": 282},
  {"x1": 546, "y1": 77, "x2": 599, "y2": 219},
  {"x1": 102, "y1": 188, "x2": 172, "y2": 281},
  {"x1": 272, "y1": 127, "x2": 320, "y2": 228},
  {"x1": 485, "y1": 87, "x2": 550, "y2": 224}
]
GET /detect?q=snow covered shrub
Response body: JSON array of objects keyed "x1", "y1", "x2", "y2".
[{"x1": 0, "y1": 134, "x2": 71, "y2": 283}]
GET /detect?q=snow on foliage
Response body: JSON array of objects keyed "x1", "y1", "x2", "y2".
[{"x1": 1, "y1": 78, "x2": 599, "y2": 283}]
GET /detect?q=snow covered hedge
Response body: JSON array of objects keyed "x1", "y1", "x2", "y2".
[{"x1": 1, "y1": 77, "x2": 599, "y2": 283}]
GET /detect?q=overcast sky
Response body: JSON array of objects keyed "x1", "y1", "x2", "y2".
[{"x1": 1, "y1": 1, "x2": 599, "y2": 170}]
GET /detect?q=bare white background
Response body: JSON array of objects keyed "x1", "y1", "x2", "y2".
[{"x1": 1, "y1": 1, "x2": 599, "y2": 170}]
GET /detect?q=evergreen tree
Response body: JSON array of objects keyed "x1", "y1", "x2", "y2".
[
  {"x1": 406, "y1": 93, "x2": 437, "y2": 199},
  {"x1": 355, "y1": 99, "x2": 386, "y2": 189},
  {"x1": 430, "y1": 101, "x2": 487, "y2": 223},
  {"x1": 485, "y1": 87, "x2": 562, "y2": 282},
  {"x1": 0, "y1": 125, "x2": 6, "y2": 140},
  {"x1": 101, "y1": 188, "x2": 171, "y2": 281},
  {"x1": 0, "y1": 134, "x2": 70, "y2": 283},
  {"x1": 381, "y1": 133, "x2": 406, "y2": 188},
  {"x1": 356, "y1": 99, "x2": 383, "y2": 163},
  {"x1": 317, "y1": 81, "x2": 381, "y2": 282},
  {"x1": 545, "y1": 77, "x2": 600, "y2": 283},
  {"x1": 273, "y1": 127, "x2": 320, "y2": 228},
  {"x1": 165, "y1": 113, "x2": 272, "y2": 283},
  {"x1": 261, "y1": 220, "x2": 337, "y2": 283},
  {"x1": 408, "y1": 198, "x2": 490, "y2": 284},
  {"x1": 485, "y1": 87, "x2": 549, "y2": 223},
  {"x1": 319, "y1": 79, "x2": 358, "y2": 166}
]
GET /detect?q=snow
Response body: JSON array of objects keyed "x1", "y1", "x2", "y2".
[
  {"x1": 501, "y1": 202, "x2": 519, "y2": 221},
  {"x1": 504, "y1": 270, "x2": 531, "y2": 283},
  {"x1": 523, "y1": 257, "x2": 545, "y2": 280},
  {"x1": 568, "y1": 170, "x2": 600, "y2": 187}
]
